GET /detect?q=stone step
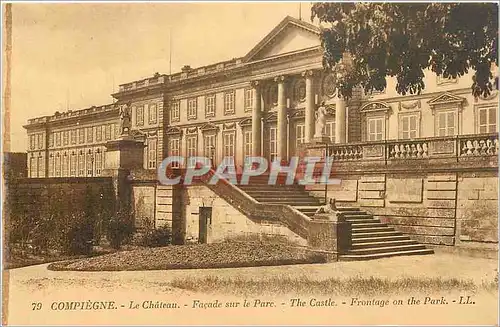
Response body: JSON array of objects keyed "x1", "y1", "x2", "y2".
[
  {"x1": 340, "y1": 248, "x2": 434, "y2": 261},
  {"x1": 349, "y1": 222, "x2": 387, "y2": 228},
  {"x1": 336, "y1": 207, "x2": 362, "y2": 211},
  {"x1": 352, "y1": 226, "x2": 394, "y2": 233},
  {"x1": 347, "y1": 244, "x2": 427, "y2": 255},
  {"x1": 251, "y1": 194, "x2": 318, "y2": 200},
  {"x1": 264, "y1": 200, "x2": 322, "y2": 205},
  {"x1": 238, "y1": 186, "x2": 304, "y2": 191},
  {"x1": 352, "y1": 235, "x2": 411, "y2": 243},
  {"x1": 340, "y1": 212, "x2": 370, "y2": 218},
  {"x1": 352, "y1": 230, "x2": 403, "y2": 238},
  {"x1": 345, "y1": 218, "x2": 381, "y2": 223},
  {"x1": 351, "y1": 239, "x2": 419, "y2": 249}
]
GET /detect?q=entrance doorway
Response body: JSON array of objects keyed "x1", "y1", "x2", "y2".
[{"x1": 199, "y1": 207, "x2": 212, "y2": 244}]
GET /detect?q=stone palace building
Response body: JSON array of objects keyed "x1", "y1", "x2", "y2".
[{"x1": 23, "y1": 16, "x2": 498, "y2": 259}]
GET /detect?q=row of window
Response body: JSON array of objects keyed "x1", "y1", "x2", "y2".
[
  {"x1": 29, "y1": 133, "x2": 45, "y2": 150},
  {"x1": 134, "y1": 103, "x2": 158, "y2": 127},
  {"x1": 45, "y1": 124, "x2": 118, "y2": 149},
  {"x1": 170, "y1": 89, "x2": 254, "y2": 122},
  {"x1": 366, "y1": 106, "x2": 497, "y2": 141},
  {"x1": 167, "y1": 121, "x2": 336, "y2": 167},
  {"x1": 28, "y1": 149, "x2": 104, "y2": 178}
]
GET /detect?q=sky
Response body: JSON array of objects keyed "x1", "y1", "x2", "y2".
[{"x1": 7, "y1": 2, "x2": 314, "y2": 152}]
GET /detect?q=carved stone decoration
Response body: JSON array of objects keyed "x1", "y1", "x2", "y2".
[
  {"x1": 267, "y1": 84, "x2": 278, "y2": 105},
  {"x1": 399, "y1": 100, "x2": 421, "y2": 111},
  {"x1": 119, "y1": 104, "x2": 132, "y2": 136},
  {"x1": 186, "y1": 127, "x2": 198, "y2": 134},
  {"x1": 322, "y1": 73, "x2": 337, "y2": 98},
  {"x1": 360, "y1": 101, "x2": 392, "y2": 115},
  {"x1": 165, "y1": 126, "x2": 183, "y2": 136},
  {"x1": 475, "y1": 90, "x2": 499, "y2": 102},
  {"x1": 325, "y1": 104, "x2": 336, "y2": 116},
  {"x1": 200, "y1": 122, "x2": 219, "y2": 132},
  {"x1": 264, "y1": 111, "x2": 277, "y2": 123},
  {"x1": 223, "y1": 122, "x2": 236, "y2": 130},
  {"x1": 427, "y1": 92, "x2": 466, "y2": 111},
  {"x1": 289, "y1": 109, "x2": 305, "y2": 119},
  {"x1": 293, "y1": 79, "x2": 307, "y2": 102},
  {"x1": 239, "y1": 117, "x2": 253, "y2": 127}
]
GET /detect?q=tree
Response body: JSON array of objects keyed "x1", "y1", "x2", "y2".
[{"x1": 311, "y1": 3, "x2": 498, "y2": 100}]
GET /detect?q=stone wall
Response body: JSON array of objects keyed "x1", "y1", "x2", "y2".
[
  {"x1": 183, "y1": 185, "x2": 306, "y2": 245},
  {"x1": 307, "y1": 170, "x2": 498, "y2": 248}
]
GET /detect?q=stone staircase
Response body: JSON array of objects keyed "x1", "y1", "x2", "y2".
[
  {"x1": 335, "y1": 207, "x2": 434, "y2": 260},
  {"x1": 236, "y1": 174, "x2": 434, "y2": 260}
]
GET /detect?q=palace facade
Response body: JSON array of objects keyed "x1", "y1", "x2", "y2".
[{"x1": 25, "y1": 16, "x2": 499, "y2": 178}]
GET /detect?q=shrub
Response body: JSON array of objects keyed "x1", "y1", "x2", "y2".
[
  {"x1": 141, "y1": 225, "x2": 172, "y2": 248},
  {"x1": 106, "y1": 208, "x2": 134, "y2": 250}
]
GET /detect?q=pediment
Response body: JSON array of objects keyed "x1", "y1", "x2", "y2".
[
  {"x1": 239, "y1": 117, "x2": 253, "y2": 127},
  {"x1": 427, "y1": 92, "x2": 465, "y2": 107},
  {"x1": 200, "y1": 122, "x2": 218, "y2": 132},
  {"x1": 243, "y1": 16, "x2": 320, "y2": 63},
  {"x1": 165, "y1": 126, "x2": 182, "y2": 136},
  {"x1": 360, "y1": 101, "x2": 392, "y2": 114},
  {"x1": 264, "y1": 112, "x2": 277, "y2": 123}
]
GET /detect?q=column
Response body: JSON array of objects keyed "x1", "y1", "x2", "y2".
[
  {"x1": 303, "y1": 70, "x2": 315, "y2": 143},
  {"x1": 251, "y1": 80, "x2": 262, "y2": 157},
  {"x1": 335, "y1": 96, "x2": 346, "y2": 143},
  {"x1": 275, "y1": 76, "x2": 287, "y2": 160}
]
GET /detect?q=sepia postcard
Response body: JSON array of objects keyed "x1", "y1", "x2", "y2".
[{"x1": 2, "y1": 2, "x2": 499, "y2": 325}]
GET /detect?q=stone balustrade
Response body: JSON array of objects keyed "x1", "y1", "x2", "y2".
[{"x1": 320, "y1": 133, "x2": 498, "y2": 164}]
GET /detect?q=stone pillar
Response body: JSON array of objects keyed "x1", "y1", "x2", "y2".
[
  {"x1": 251, "y1": 80, "x2": 262, "y2": 157},
  {"x1": 275, "y1": 75, "x2": 287, "y2": 160},
  {"x1": 335, "y1": 96, "x2": 347, "y2": 143},
  {"x1": 102, "y1": 135, "x2": 146, "y2": 233},
  {"x1": 303, "y1": 70, "x2": 315, "y2": 144}
]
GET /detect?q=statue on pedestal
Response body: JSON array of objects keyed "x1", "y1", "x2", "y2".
[
  {"x1": 119, "y1": 104, "x2": 131, "y2": 136},
  {"x1": 314, "y1": 101, "x2": 327, "y2": 138}
]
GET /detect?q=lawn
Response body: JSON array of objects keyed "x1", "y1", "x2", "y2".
[{"x1": 48, "y1": 241, "x2": 327, "y2": 271}]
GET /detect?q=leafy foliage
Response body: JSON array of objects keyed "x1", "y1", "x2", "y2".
[{"x1": 311, "y1": 3, "x2": 498, "y2": 99}]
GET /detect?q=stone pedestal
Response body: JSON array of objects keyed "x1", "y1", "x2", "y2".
[
  {"x1": 308, "y1": 212, "x2": 351, "y2": 255},
  {"x1": 104, "y1": 136, "x2": 145, "y2": 170},
  {"x1": 311, "y1": 135, "x2": 331, "y2": 145}
]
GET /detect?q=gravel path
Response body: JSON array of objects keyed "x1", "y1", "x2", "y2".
[{"x1": 5, "y1": 253, "x2": 498, "y2": 325}]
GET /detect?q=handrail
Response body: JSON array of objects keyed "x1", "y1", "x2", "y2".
[{"x1": 192, "y1": 168, "x2": 312, "y2": 239}]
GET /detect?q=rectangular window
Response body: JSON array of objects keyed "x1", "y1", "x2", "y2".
[
  {"x1": 244, "y1": 130, "x2": 252, "y2": 166},
  {"x1": 222, "y1": 132, "x2": 235, "y2": 166},
  {"x1": 148, "y1": 103, "x2": 157, "y2": 124},
  {"x1": 70, "y1": 153, "x2": 77, "y2": 177},
  {"x1": 437, "y1": 111, "x2": 455, "y2": 136},
  {"x1": 62, "y1": 153, "x2": 69, "y2": 177},
  {"x1": 55, "y1": 132, "x2": 61, "y2": 147},
  {"x1": 269, "y1": 127, "x2": 277, "y2": 162},
  {"x1": 70, "y1": 130, "x2": 77, "y2": 144},
  {"x1": 78, "y1": 128, "x2": 85, "y2": 144},
  {"x1": 95, "y1": 150, "x2": 103, "y2": 176},
  {"x1": 63, "y1": 131, "x2": 69, "y2": 145},
  {"x1": 478, "y1": 107, "x2": 497, "y2": 133},
  {"x1": 148, "y1": 139, "x2": 157, "y2": 169},
  {"x1": 295, "y1": 124, "x2": 305, "y2": 147},
  {"x1": 186, "y1": 136, "x2": 198, "y2": 167},
  {"x1": 37, "y1": 134, "x2": 44, "y2": 149},
  {"x1": 244, "y1": 88, "x2": 253, "y2": 112},
  {"x1": 29, "y1": 135, "x2": 35, "y2": 150},
  {"x1": 325, "y1": 121, "x2": 336, "y2": 143},
  {"x1": 48, "y1": 155, "x2": 54, "y2": 177},
  {"x1": 399, "y1": 114, "x2": 419, "y2": 139},
  {"x1": 87, "y1": 152, "x2": 93, "y2": 176},
  {"x1": 86, "y1": 127, "x2": 93, "y2": 143},
  {"x1": 224, "y1": 91, "x2": 235, "y2": 115},
  {"x1": 48, "y1": 133, "x2": 54, "y2": 148},
  {"x1": 96, "y1": 126, "x2": 103, "y2": 142},
  {"x1": 29, "y1": 156, "x2": 36, "y2": 178},
  {"x1": 78, "y1": 152, "x2": 85, "y2": 176},
  {"x1": 38, "y1": 155, "x2": 45, "y2": 178},
  {"x1": 205, "y1": 95, "x2": 216, "y2": 117},
  {"x1": 169, "y1": 138, "x2": 180, "y2": 168},
  {"x1": 114, "y1": 124, "x2": 119, "y2": 139},
  {"x1": 136, "y1": 105, "x2": 144, "y2": 126},
  {"x1": 105, "y1": 124, "x2": 112, "y2": 140},
  {"x1": 170, "y1": 101, "x2": 180, "y2": 122},
  {"x1": 367, "y1": 117, "x2": 384, "y2": 141},
  {"x1": 203, "y1": 134, "x2": 216, "y2": 166},
  {"x1": 55, "y1": 154, "x2": 61, "y2": 177},
  {"x1": 187, "y1": 98, "x2": 198, "y2": 119}
]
